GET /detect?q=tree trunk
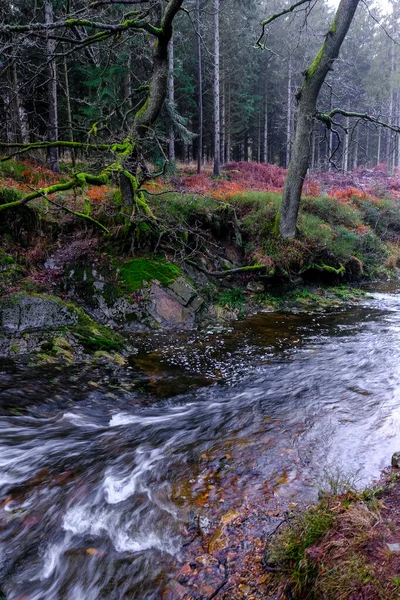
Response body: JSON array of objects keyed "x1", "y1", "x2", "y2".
[
  {"x1": 63, "y1": 53, "x2": 75, "y2": 167},
  {"x1": 168, "y1": 36, "x2": 175, "y2": 162},
  {"x1": 343, "y1": 112, "x2": 350, "y2": 172},
  {"x1": 263, "y1": 82, "x2": 268, "y2": 163},
  {"x1": 9, "y1": 47, "x2": 25, "y2": 143},
  {"x1": 196, "y1": 0, "x2": 203, "y2": 174},
  {"x1": 311, "y1": 128, "x2": 316, "y2": 171},
  {"x1": 226, "y1": 81, "x2": 231, "y2": 163},
  {"x1": 286, "y1": 55, "x2": 292, "y2": 168},
  {"x1": 213, "y1": 0, "x2": 220, "y2": 176},
  {"x1": 353, "y1": 125, "x2": 358, "y2": 170},
  {"x1": 45, "y1": 0, "x2": 60, "y2": 173},
  {"x1": 279, "y1": 0, "x2": 360, "y2": 238},
  {"x1": 220, "y1": 69, "x2": 225, "y2": 165},
  {"x1": 120, "y1": 0, "x2": 183, "y2": 205},
  {"x1": 377, "y1": 125, "x2": 382, "y2": 165}
]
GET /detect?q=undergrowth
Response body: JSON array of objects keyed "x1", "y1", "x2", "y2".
[{"x1": 2, "y1": 159, "x2": 400, "y2": 283}]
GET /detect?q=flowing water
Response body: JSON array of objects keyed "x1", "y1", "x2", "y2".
[{"x1": 1, "y1": 284, "x2": 400, "y2": 599}]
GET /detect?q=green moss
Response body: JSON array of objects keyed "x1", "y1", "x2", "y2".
[
  {"x1": 117, "y1": 257, "x2": 181, "y2": 292},
  {"x1": 305, "y1": 40, "x2": 326, "y2": 81},
  {"x1": 0, "y1": 249, "x2": 15, "y2": 266},
  {"x1": 68, "y1": 304, "x2": 124, "y2": 352}
]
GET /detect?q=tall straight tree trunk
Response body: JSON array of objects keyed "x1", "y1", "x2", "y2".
[
  {"x1": 343, "y1": 112, "x2": 350, "y2": 172},
  {"x1": 377, "y1": 126, "x2": 382, "y2": 165},
  {"x1": 168, "y1": 36, "x2": 175, "y2": 162},
  {"x1": 213, "y1": 0, "x2": 220, "y2": 176},
  {"x1": 45, "y1": 0, "x2": 59, "y2": 173},
  {"x1": 196, "y1": 0, "x2": 203, "y2": 174},
  {"x1": 263, "y1": 81, "x2": 268, "y2": 163},
  {"x1": 279, "y1": 0, "x2": 360, "y2": 238},
  {"x1": 63, "y1": 53, "x2": 75, "y2": 167},
  {"x1": 220, "y1": 70, "x2": 225, "y2": 165},
  {"x1": 397, "y1": 92, "x2": 400, "y2": 169},
  {"x1": 386, "y1": 47, "x2": 395, "y2": 174},
  {"x1": 226, "y1": 81, "x2": 231, "y2": 162},
  {"x1": 9, "y1": 47, "x2": 24, "y2": 143},
  {"x1": 353, "y1": 126, "x2": 358, "y2": 170},
  {"x1": 286, "y1": 55, "x2": 292, "y2": 168}
]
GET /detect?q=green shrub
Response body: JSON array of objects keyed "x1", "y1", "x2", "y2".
[
  {"x1": 329, "y1": 226, "x2": 359, "y2": 260},
  {"x1": 0, "y1": 160, "x2": 27, "y2": 181},
  {"x1": 298, "y1": 213, "x2": 334, "y2": 246},
  {"x1": 0, "y1": 186, "x2": 24, "y2": 204},
  {"x1": 359, "y1": 198, "x2": 400, "y2": 236},
  {"x1": 217, "y1": 287, "x2": 245, "y2": 309},
  {"x1": 301, "y1": 195, "x2": 362, "y2": 229}
]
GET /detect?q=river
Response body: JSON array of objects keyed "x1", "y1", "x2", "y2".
[{"x1": 1, "y1": 283, "x2": 400, "y2": 599}]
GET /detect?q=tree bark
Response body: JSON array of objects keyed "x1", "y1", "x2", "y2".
[
  {"x1": 286, "y1": 55, "x2": 292, "y2": 168},
  {"x1": 213, "y1": 0, "x2": 220, "y2": 176},
  {"x1": 279, "y1": 0, "x2": 360, "y2": 238},
  {"x1": 168, "y1": 36, "x2": 175, "y2": 162},
  {"x1": 196, "y1": 0, "x2": 203, "y2": 174},
  {"x1": 343, "y1": 112, "x2": 350, "y2": 172},
  {"x1": 263, "y1": 81, "x2": 268, "y2": 163},
  {"x1": 45, "y1": 0, "x2": 60, "y2": 173},
  {"x1": 63, "y1": 53, "x2": 75, "y2": 167},
  {"x1": 220, "y1": 69, "x2": 225, "y2": 165}
]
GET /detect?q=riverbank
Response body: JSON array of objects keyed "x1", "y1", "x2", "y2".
[
  {"x1": 263, "y1": 463, "x2": 400, "y2": 600},
  {"x1": 1, "y1": 160, "x2": 400, "y2": 362}
]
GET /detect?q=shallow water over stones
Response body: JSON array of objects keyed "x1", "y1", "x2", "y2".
[{"x1": 1, "y1": 283, "x2": 400, "y2": 598}]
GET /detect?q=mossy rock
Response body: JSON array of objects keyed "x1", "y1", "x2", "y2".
[
  {"x1": 65, "y1": 302, "x2": 124, "y2": 352},
  {"x1": 0, "y1": 292, "x2": 124, "y2": 354},
  {"x1": 117, "y1": 257, "x2": 181, "y2": 292}
]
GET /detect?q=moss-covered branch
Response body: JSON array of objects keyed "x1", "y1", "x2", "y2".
[
  {"x1": 317, "y1": 108, "x2": 400, "y2": 134},
  {"x1": 185, "y1": 260, "x2": 268, "y2": 278},
  {"x1": 0, "y1": 173, "x2": 110, "y2": 234},
  {"x1": 0, "y1": 17, "x2": 161, "y2": 38},
  {"x1": 0, "y1": 140, "x2": 121, "y2": 162}
]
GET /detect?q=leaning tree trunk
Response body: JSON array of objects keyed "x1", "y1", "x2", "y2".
[
  {"x1": 118, "y1": 0, "x2": 183, "y2": 205},
  {"x1": 279, "y1": 0, "x2": 360, "y2": 238}
]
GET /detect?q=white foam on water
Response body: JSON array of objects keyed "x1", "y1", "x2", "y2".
[
  {"x1": 109, "y1": 409, "x2": 189, "y2": 427},
  {"x1": 62, "y1": 503, "x2": 178, "y2": 557},
  {"x1": 60, "y1": 412, "x2": 103, "y2": 429},
  {"x1": 103, "y1": 447, "x2": 164, "y2": 504},
  {"x1": 40, "y1": 543, "x2": 64, "y2": 580},
  {"x1": 62, "y1": 504, "x2": 105, "y2": 536}
]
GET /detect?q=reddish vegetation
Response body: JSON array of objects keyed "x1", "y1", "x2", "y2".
[
  {"x1": 170, "y1": 161, "x2": 400, "y2": 205},
  {"x1": 0, "y1": 160, "x2": 61, "y2": 194},
  {"x1": 2, "y1": 158, "x2": 400, "y2": 206}
]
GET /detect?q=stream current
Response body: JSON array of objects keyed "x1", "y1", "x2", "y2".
[{"x1": 1, "y1": 284, "x2": 400, "y2": 598}]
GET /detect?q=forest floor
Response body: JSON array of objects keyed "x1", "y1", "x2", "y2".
[{"x1": 2, "y1": 158, "x2": 400, "y2": 289}]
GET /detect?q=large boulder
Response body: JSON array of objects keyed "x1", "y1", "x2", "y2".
[{"x1": 0, "y1": 293, "x2": 78, "y2": 332}]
